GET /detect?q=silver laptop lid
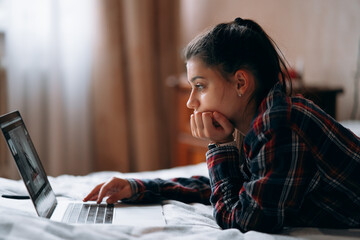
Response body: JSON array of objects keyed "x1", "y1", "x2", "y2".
[{"x1": 0, "y1": 111, "x2": 57, "y2": 218}]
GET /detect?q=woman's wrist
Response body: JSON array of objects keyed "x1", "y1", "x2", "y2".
[
  {"x1": 208, "y1": 140, "x2": 237, "y2": 150},
  {"x1": 125, "y1": 178, "x2": 139, "y2": 197}
]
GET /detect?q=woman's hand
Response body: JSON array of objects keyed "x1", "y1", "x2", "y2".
[
  {"x1": 190, "y1": 111, "x2": 234, "y2": 143},
  {"x1": 83, "y1": 177, "x2": 133, "y2": 204}
]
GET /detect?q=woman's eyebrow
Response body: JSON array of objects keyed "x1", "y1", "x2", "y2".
[{"x1": 189, "y1": 76, "x2": 205, "y2": 83}]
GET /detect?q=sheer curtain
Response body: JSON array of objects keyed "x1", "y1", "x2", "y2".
[
  {"x1": 3, "y1": 0, "x2": 181, "y2": 178},
  {"x1": 92, "y1": 0, "x2": 181, "y2": 172},
  {"x1": 4, "y1": 0, "x2": 98, "y2": 177}
]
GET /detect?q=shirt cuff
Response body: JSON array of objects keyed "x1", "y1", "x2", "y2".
[
  {"x1": 122, "y1": 178, "x2": 146, "y2": 202},
  {"x1": 206, "y1": 146, "x2": 242, "y2": 184}
]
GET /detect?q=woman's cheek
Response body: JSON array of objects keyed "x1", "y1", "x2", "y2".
[{"x1": 201, "y1": 96, "x2": 217, "y2": 110}]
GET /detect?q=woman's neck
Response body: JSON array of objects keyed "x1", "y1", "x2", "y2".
[{"x1": 235, "y1": 101, "x2": 257, "y2": 136}]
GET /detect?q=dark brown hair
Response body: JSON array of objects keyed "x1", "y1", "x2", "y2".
[{"x1": 184, "y1": 17, "x2": 291, "y2": 107}]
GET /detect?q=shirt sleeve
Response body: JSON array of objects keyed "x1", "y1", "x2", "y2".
[
  {"x1": 122, "y1": 176, "x2": 211, "y2": 205},
  {"x1": 207, "y1": 128, "x2": 313, "y2": 233}
]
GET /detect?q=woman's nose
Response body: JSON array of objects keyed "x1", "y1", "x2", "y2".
[{"x1": 186, "y1": 91, "x2": 198, "y2": 110}]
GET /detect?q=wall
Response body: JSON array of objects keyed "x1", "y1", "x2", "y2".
[{"x1": 179, "y1": 0, "x2": 360, "y2": 120}]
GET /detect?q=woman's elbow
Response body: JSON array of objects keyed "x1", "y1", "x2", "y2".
[{"x1": 213, "y1": 209, "x2": 283, "y2": 233}]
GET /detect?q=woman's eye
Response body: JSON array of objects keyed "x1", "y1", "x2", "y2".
[{"x1": 195, "y1": 84, "x2": 204, "y2": 91}]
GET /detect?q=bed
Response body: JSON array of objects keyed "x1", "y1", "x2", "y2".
[{"x1": 0, "y1": 161, "x2": 360, "y2": 240}]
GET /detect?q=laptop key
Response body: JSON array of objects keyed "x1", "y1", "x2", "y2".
[
  {"x1": 95, "y1": 205, "x2": 106, "y2": 223},
  {"x1": 62, "y1": 203, "x2": 74, "y2": 223},
  {"x1": 86, "y1": 205, "x2": 98, "y2": 224},
  {"x1": 68, "y1": 203, "x2": 82, "y2": 223},
  {"x1": 104, "y1": 204, "x2": 114, "y2": 224},
  {"x1": 77, "y1": 204, "x2": 90, "y2": 223},
  {"x1": 62, "y1": 203, "x2": 114, "y2": 224}
]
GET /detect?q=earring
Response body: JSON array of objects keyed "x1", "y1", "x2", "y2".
[{"x1": 237, "y1": 83, "x2": 242, "y2": 97}]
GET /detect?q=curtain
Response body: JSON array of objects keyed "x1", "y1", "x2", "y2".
[
  {"x1": 0, "y1": 32, "x2": 8, "y2": 177},
  {"x1": 2, "y1": 0, "x2": 181, "y2": 178},
  {"x1": 4, "y1": 0, "x2": 97, "y2": 178},
  {"x1": 93, "y1": 0, "x2": 181, "y2": 172}
]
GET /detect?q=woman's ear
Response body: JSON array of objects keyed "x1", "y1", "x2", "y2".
[{"x1": 234, "y1": 70, "x2": 250, "y2": 97}]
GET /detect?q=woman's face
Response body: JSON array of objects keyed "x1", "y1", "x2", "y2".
[{"x1": 186, "y1": 58, "x2": 241, "y2": 125}]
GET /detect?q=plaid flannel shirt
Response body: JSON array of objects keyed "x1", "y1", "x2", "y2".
[{"x1": 126, "y1": 83, "x2": 360, "y2": 233}]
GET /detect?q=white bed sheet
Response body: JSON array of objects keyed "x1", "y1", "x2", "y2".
[
  {"x1": 340, "y1": 120, "x2": 360, "y2": 137},
  {"x1": 0, "y1": 163, "x2": 359, "y2": 240}
]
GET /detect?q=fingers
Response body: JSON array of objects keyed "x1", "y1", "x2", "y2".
[
  {"x1": 83, "y1": 177, "x2": 133, "y2": 204},
  {"x1": 190, "y1": 114, "x2": 196, "y2": 137},
  {"x1": 191, "y1": 112, "x2": 206, "y2": 138},
  {"x1": 190, "y1": 111, "x2": 234, "y2": 143},
  {"x1": 106, "y1": 193, "x2": 122, "y2": 204},
  {"x1": 106, "y1": 188, "x2": 130, "y2": 204},
  {"x1": 83, "y1": 183, "x2": 104, "y2": 202},
  {"x1": 190, "y1": 113, "x2": 203, "y2": 138},
  {"x1": 213, "y1": 112, "x2": 234, "y2": 135},
  {"x1": 96, "y1": 178, "x2": 117, "y2": 204},
  {"x1": 202, "y1": 112, "x2": 216, "y2": 134},
  {"x1": 194, "y1": 112, "x2": 204, "y2": 136},
  {"x1": 96, "y1": 186, "x2": 108, "y2": 204},
  {"x1": 191, "y1": 112, "x2": 215, "y2": 139}
]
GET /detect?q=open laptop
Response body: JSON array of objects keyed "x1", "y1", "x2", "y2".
[{"x1": 0, "y1": 110, "x2": 166, "y2": 225}]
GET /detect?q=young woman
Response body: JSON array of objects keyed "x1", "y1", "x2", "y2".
[{"x1": 84, "y1": 18, "x2": 360, "y2": 233}]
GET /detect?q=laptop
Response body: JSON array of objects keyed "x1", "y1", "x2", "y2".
[{"x1": 0, "y1": 111, "x2": 166, "y2": 225}]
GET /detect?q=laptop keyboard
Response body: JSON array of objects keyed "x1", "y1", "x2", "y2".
[{"x1": 62, "y1": 203, "x2": 114, "y2": 224}]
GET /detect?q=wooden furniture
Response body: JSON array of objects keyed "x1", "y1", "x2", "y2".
[{"x1": 172, "y1": 75, "x2": 343, "y2": 167}]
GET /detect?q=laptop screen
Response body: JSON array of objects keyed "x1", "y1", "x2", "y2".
[{"x1": 0, "y1": 111, "x2": 57, "y2": 218}]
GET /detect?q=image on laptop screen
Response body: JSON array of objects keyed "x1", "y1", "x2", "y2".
[
  {"x1": 7, "y1": 124, "x2": 45, "y2": 195},
  {"x1": 0, "y1": 112, "x2": 57, "y2": 218}
]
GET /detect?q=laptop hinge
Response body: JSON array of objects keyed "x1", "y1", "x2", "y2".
[{"x1": 45, "y1": 201, "x2": 57, "y2": 219}]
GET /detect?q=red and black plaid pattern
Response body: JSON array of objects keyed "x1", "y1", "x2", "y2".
[{"x1": 206, "y1": 83, "x2": 360, "y2": 232}]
